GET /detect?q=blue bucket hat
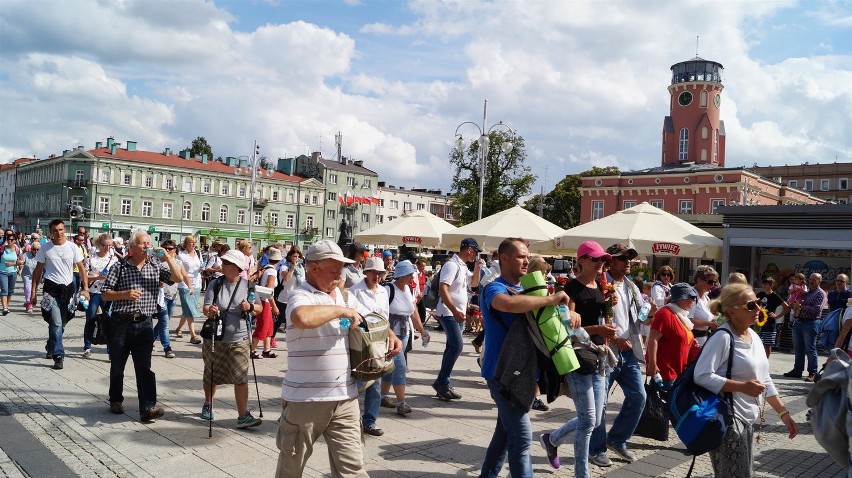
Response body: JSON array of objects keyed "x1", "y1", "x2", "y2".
[
  {"x1": 393, "y1": 260, "x2": 417, "y2": 279},
  {"x1": 670, "y1": 282, "x2": 698, "y2": 302}
]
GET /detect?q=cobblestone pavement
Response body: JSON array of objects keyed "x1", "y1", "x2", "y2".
[{"x1": 0, "y1": 292, "x2": 845, "y2": 478}]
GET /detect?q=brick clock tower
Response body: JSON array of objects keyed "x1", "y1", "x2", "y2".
[{"x1": 662, "y1": 57, "x2": 726, "y2": 167}]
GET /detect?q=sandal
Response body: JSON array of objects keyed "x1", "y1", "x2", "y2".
[
  {"x1": 262, "y1": 350, "x2": 277, "y2": 358},
  {"x1": 174, "y1": 330, "x2": 184, "y2": 338},
  {"x1": 250, "y1": 351, "x2": 262, "y2": 360}
]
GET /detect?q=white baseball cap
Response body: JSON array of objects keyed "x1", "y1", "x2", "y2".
[{"x1": 305, "y1": 240, "x2": 354, "y2": 264}]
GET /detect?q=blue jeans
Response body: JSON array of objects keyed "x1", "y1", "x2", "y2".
[
  {"x1": 792, "y1": 320, "x2": 819, "y2": 375},
  {"x1": 43, "y1": 291, "x2": 73, "y2": 360},
  {"x1": 83, "y1": 293, "x2": 109, "y2": 350},
  {"x1": 154, "y1": 297, "x2": 174, "y2": 351},
  {"x1": 0, "y1": 271, "x2": 16, "y2": 298},
  {"x1": 550, "y1": 371, "x2": 607, "y2": 478},
  {"x1": 359, "y1": 380, "x2": 381, "y2": 427},
  {"x1": 433, "y1": 315, "x2": 464, "y2": 387},
  {"x1": 108, "y1": 316, "x2": 157, "y2": 413},
  {"x1": 382, "y1": 331, "x2": 409, "y2": 386},
  {"x1": 479, "y1": 379, "x2": 533, "y2": 478},
  {"x1": 590, "y1": 350, "x2": 646, "y2": 455}
]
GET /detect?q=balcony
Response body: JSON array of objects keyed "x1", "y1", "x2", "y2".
[
  {"x1": 253, "y1": 198, "x2": 269, "y2": 208},
  {"x1": 67, "y1": 179, "x2": 89, "y2": 188}
]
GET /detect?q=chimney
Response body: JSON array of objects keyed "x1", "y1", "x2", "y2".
[
  {"x1": 340, "y1": 155, "x2": 347, "y2": 165},
  {"x1": 109, "y1": 144, "x2": 117, "y2": 155},
  {"x1": 95, "y1": 141, "x2": 103, "y2": 149},
  {"x1": 201, "y1": 154, "x2": 208, "y2": 164},
  {"x1": 226, "y1": 156, "x2": 236, "y2": 167},
  {"x1": 106, "y1": 137, "x2": 114, "y2": 149},
  {"x1": 353, "y1": 160, "x2": 363, "y2": 167},
  {"x1": 311, "y1": 151, "x2": 321, "y2": 162},
  {"x1": 164, "y1": 147, "x2": 171, "y2": 156},
  {"x1": 179, "y1": 149, "x2": 191, "y2": 159},
  {"x1": 126, "y1": 141, "x2": 137, "y2": 151}
]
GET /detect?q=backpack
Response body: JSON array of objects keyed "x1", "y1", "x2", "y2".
[
  {"x1": 818, "y1": 307, "x2": 844, "y2": 350},
  {"x1": 423, "y1": 263, "x2": 462, "y2": 310},
  {"x1": 338, "y1": 287, "x2": 395, "y2": 381},
  {"x1": 667, "y1": 328, "x2": 735, "y2": 475},
  {"x1": 806, "y1": 348, "x2": 850, "y2": 468}
]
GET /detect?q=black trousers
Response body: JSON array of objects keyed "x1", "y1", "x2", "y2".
[{"x1": 108, "y1": 317, "x2": 157, "y2": 415}]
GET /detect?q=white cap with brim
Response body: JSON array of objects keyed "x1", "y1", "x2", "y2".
[
  {"x1": 305, "y1": 240, "x2": 354, "y2": 264},
  {"x1": 363, "y1": 257, "x2": 385, "y2": 272},
  {"x1": 220, "y1": 250, "x2": 248, "y2": 271}
]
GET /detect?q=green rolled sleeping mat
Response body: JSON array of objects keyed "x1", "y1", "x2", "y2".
[{"x1": 519, "y1": 270, "x2": 580, "y2": 374}]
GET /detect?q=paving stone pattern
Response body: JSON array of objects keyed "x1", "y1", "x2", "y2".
[{"x1": 0, "y1": 288, "x2": 845, "y2": 477}]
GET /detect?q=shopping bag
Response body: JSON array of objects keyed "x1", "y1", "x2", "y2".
[{"x1": 635, "y1": 381, "x2": 669, "y2": 441}]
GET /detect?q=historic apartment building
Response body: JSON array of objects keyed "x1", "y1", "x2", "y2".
[
  {"x1": 13, "y1": 138, "x2": 325, "y2": 248},
  {"x1": 376, "y1": 182, "x2": 456, "y2": 225},
  {"x1": 749, "y1": 162, "x2": 851, "y2": 204}
]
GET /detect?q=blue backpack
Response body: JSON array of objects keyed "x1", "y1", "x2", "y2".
[{"x1": 667, "y1": 328, "x2": 735, "y2": 475}]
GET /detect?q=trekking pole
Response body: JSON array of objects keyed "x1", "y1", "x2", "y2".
[
  {"x1": 244, "y1": 287, "x2": 263, "y2": 417},
  {"x1": 207, "y1": 324, "x2": 215, "y2": 438}
]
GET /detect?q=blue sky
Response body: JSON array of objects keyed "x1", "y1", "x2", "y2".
[{"x1": 1, "y1": 0, "x2": 850, "y2": 194}]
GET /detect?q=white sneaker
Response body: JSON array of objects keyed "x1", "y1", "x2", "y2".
[{"x1": 82, "y1": 349, "x2": 92, "y2": 358}]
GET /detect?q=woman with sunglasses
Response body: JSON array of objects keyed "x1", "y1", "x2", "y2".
[
  {"x1": 1, "y1": 230, "x2": 23, "y2": 315},
  {"x1": 540, "y1": 241, "x2": 617, "y2": 477},
  {"x1": 651, "y1": 266, "x2": 674, "y2": 308},
  {"x1": 689, "y1": 265, "x2": 720, "y2": 346},
  {"x1": 696, "y1": 283, "x2": 798, "y2": 477}
]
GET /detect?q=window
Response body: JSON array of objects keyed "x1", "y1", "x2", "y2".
[
  {"x1": 650, "y1": 200, "x2": 664, "y2": 209},
  {"x1": 142, "y1": 201, "x2": 152, "y2": 217},
  {"x1": 430, "y1": 204, "x2": 440, "y2": 215},
  {"x1": 713, "y1": 129, "x2": 719, "y2": 163},
  {"x1": 403, "y1": 201, "x2": 412, "y2": 212},
  {"x1": 416, "y1": 203, "x2": 425, "y2": 210},
  {"x1": 254, "y1": 212, "x2": 262, "y2": 226},
  {"x1": 623, "y1": 201, "x2": 636, "y2": 210},
  {"x1": 327, "y1": 191, "x2": 337, "y2": 202},
  {"x1": 306, "y1": 216, "x2": 314, "y2": 228},
  {"x1": 219, "y1": 205, "x2": 228, "y2": 223},
  {"x1": 270, "y1": 212, "x2": 279, "y2": 227},
  {"x1": 699, "y1": 90, "x2": 708, "y2": 107},
  {"x1": 312, "y1": 194, "x2": 318, "y2": 205},
  {"x1": 379, "y1": 199, "x2": 385, "y2": 207},
  {"x1": 183, "y1": 202, "x2": 191, "y2": 220},
  {"x1": 123, "y1": 173, "x2": 132, "y2": 186},
  {"x1": 840, "y1": 178, "x2": 848, "y2": 190},
  {"x1": 183, "y1": 178, "x2": 192, "y2": 192},
  {"x1": 326, "y1": 210, "x2": 336, "y2": 220},
  {"x1": 804, "y1": 179, "x2": 813, "y2": 191},
  {"x1": 710, "y1": 199, "x2": 726, "y2": 213},
  {"x1": 220, "y1": 182, "x2": 230, "y2": 195},
  {"x1": 329, "y1": 174, "x2": 337, "y2": 185},
  {"x1": 271, "y1": 190, "x2": 279, "y2": 201},
  {"x1": 163, "y1": 202, "x2": 173, "y2": 219},
  {"x1": 326, "y1": 227, "x2": 334, "y2": 238},
  {"x1": 788, "y1": 180, "x2": 798, "y2": 188},
  {"x1": 203, "y1": 180, "x2": 211, "y2": 194},
  {"x1": 361, "y1": 213, "x2": 369, "y2": 223},
  {"x1": 303, "y1": 192, "x2": 310, "y2": 204},
  {"x1": 75, "y1": 170, "x2": 85, "y2": 183},
  {"x1": 678, "y1": 128, "x2": 689, "y2": 161},
  {"x1": 388, "y1": 216, "x2": 396, "y2": 222},
  {"x1": 237, "y1": 209, "x2": 246, "y2": 224},
  {"x1": 145, "y1": 176, "x2": 153, "y2": 188},
  {"x1": 238, "y1": 184, "x2": 246, "y2": 198},
  {"x1": 377, "y1": 215, "x2": 383, "y2": 223},
  {"x1": 591, "y1": 200, "x2": 604, "y2": 220},
  {"x1": 201, "y1": 203, "x2": 210, "y2": 221},
  {"x1": 362, "y1": 179, "x2": 371, "y2": 189},
  {"x1": 821, "y1": 179, "x2": 830, "y2": 191},
  {"x1": 679, "y1": 200, "x2": 693, "y2": 214},
  {"x1": 164, "y1": 177, "x2": 173, "y2": 190},
  {"x1": 286, "y1": 214, "x2": 294, "y2": 228},
  {"x1": 347, "y1": 177, "x2": 355, "y2": 187},
  {"x1": 70, "y1": 195, "x2": 83, "y2": 208},
  {"x1": 701, "y1": 127, "x2": 708, "y2": 140},
  {"x1": 120, "y1": 199, "x2": 132, "y2": 215}
]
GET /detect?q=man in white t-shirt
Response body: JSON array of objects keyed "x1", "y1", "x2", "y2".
[
  {"x1": 432, "y1": 237, "x2": 483, "y2": 401},
  {"x1": 30, "y1": 219, "x2": 89, "y2": 370},
  {"x1": 275, "y1": 240, "x2": 401, "y2": 478}
]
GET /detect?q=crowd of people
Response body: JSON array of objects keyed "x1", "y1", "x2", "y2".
[{"x1": 2, "y1": 223, "x2": 849, "y2": 478}]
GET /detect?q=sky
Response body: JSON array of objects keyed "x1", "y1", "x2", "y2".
[{"x1": 1, "y1": 0, "x2": 851, "y2": 195}]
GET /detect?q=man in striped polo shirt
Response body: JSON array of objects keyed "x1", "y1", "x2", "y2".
[{"x1": 275, "y1": 240, "x2": 402, "y2": 478}]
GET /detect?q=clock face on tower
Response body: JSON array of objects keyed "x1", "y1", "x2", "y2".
[
  {"x1": 678, "y1": 91, "x2": 693, "y2": 106},
  {"x1": 714, "y1": 94, "x2": 721, "y2": 108}
]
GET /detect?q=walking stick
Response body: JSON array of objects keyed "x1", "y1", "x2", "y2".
[
  {"x1": 244, "y1": 286, "x2": 263, "y2": 417},
  {"x1": 207, "y1": 320, "x2": 216, "y2": 438}
]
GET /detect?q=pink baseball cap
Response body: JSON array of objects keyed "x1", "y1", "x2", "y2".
[{"x1": 577, "y1": 241, "x2": 611, "y2": 260}]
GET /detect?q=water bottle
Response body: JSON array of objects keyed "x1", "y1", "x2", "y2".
[
  {"x1": 557, "y1": 304, "x2": 571, "y2": 328},
  {"x1": 653, "y1": 372, "x2": 664, "y2": 389},
  {"x1": 638, "y1": 302, "x2": 651, "y2": 322},
  {"x1": 339, "y1": 318, "x2": 351, "y2": 329},
  {"x1": 145, "y1": 248, "x2": 154, "y2": 258},
  {"x1": 68, "y1": 294, "x2": 78, "y2": 313},
  {"x1": 78, "y1": 295, "x2": 89, "y2": 311},
  {"x1": 101, "y1": 266, "x2": 109, "y2": 277},
  {"x1": 571, "y1": 326, "x2": 591, "y2": 344},
  {"x1": 155, "y1": 248, "x2": 166, "y2": 258},
  {"x1": 422, "y1": 332, "x2": 430, "y2": 348}
]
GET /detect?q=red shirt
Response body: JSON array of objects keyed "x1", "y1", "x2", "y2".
[{"x1": 651, "y1": 306, "x2": 694, "y2": 381}]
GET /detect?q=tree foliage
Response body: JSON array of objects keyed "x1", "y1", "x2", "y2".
[
  {"x1": 189, "y1": 136, "x2": 213, "y2": 158},
  {"x1": 524, "y1": 166, "x2": 620, "y2": 229},
  {"x1": 449, "y1": 131, "x2": 535, "y2": 225}
]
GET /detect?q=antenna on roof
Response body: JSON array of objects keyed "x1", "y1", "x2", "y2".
[{"x1": 695, "y1": 36, "x2": 699, "y2": 57}]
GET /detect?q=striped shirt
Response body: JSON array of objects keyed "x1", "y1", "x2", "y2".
[
  {"x1": 103, "y1": 258, "x2": 173, "y2": 316},
  {"x1": 282, "y1": 282, "x2": 370, "y2": 402}
]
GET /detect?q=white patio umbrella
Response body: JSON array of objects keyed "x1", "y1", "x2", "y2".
[
  {"x1": 530, "y1": 202, "x2": 723, "y2": 259},
  {"x1": 440, "y1": 205, "x2": 566, "y2": 252},
  {"x1": 355, "y1": 210, "x2": 456, "y2": 248}
]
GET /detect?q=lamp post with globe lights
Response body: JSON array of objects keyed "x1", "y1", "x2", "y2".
[
  {"x1": 233, "y1": 140, "x2": 273, "y2": 248},
  {"x1": 454, "y1": 99, "x2": 516, "y2": 220}
]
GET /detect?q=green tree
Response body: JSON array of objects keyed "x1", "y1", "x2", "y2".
[
  {"x1": 524, "y1": 166, "x2": 620, "y2": 228},
  {"x1": 449, "y1": 131, "x2": 535, "y2": 225},
  {"x1": 263, "y1": 213, "x2": 277, "y2": 244},
  {"x1": 189, "y1": 136, "x2": 213, "y2": 158}
]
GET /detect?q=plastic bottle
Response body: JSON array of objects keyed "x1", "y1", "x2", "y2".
[
  {"x1": 653, "y1": 372, "x2": 664, "y2": 389},
  {"x1": 78, "y1": 295, "x2": 89, "y2": 311},
  {"x1": 571, "y1": 326, "x2": 591, "y2": 344},
  {"x1": 422, "y1": 332, "x2": 430, "y2": 348},
  {"x1": 339, "y1": 318, "x2": 351, "y2": 329},
  {"x1": 557, "y1": 304, "x2": 571, "y2": 328},
  {"x1": 638, "y1": 302, "x2": 651, "y2": 322}
]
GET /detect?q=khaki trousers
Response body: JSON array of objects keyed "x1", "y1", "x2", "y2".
[{"x1": 275, "y1": 397, "x2": 367, "y2": 478}]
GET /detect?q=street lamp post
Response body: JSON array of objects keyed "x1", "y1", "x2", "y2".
[
  {"x1": 234, "y1": 140, "x2": 272, "y2": 248},
  {"x1": 454, "y1": 99, "x2": 516, "y2": 220}
]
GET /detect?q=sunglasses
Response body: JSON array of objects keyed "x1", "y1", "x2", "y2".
[
  {"x1": 700, "y1": 277, "x2": 719, "y2": 286},
  {"x1": 660, "y1": 273, "x2": 673, "y2": 277},
  {"x1": 164, "y1": 247, "x2": 176, "y2": 251},
  {"x1": 732, "y1": 300, "x2": 760, "y2": 311}
]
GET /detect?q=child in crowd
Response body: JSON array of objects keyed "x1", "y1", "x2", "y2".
[{"x1": 787, "y1": 272, "x2": 807, "y2": 318}]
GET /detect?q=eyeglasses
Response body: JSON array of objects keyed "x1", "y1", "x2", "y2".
[
  {"x1": 660, "y1": 273, "x2": 673, "y2": 278},
  {"x1": 164, "y1": 247, "x2": 175, "y2": 251},
  {"x1": 700, "y1": 277, "x2": 718, "y2": 286},
  {"x1": 732, "y1": 300, "x2": 760, "y2": 311}
]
